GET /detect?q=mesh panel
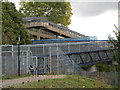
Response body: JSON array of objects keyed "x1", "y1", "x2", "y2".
[{"x1": 1, "y1": 41, "x2": 113, "y2": 76}]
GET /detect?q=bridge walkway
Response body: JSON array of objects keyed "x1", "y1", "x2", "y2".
[{"x1": 1, "y1": 41, "x2": 114, "y2": 75}]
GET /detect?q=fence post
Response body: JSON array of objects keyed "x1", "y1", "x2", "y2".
[
  {"x1": 0, "y1": 46, "x2": 2, "y2": 88},
  {"x1": 79, "y1": 43, "x2": 80, "y2": 52},
  {"x1": 12, "y1": 45, "x2": 13, "y2": 56},
  {"x1": 49, "y1": 46, "x2": 52, "y2": 73},
  {"x1": 56, "y1": 44, "x2": 59, "y2": 74},
  {"x1": 18, "y1": 44, "x2": 20, "y2": 76},
  {"x1": 43, "y1": 45, "x2": 46, "y2": 74},
  {"x1": 35, "y1": 57, "x2": 37, "y2": 76},
  {"x1": 28, "y1": 47, "x2": 31, "y2": 74},
  {"x1": 26, "y1": 51, "x2": 28, "y2": 74},
  {"x1": 68, "y1": 43, "x2": 70, "y2": 53}
]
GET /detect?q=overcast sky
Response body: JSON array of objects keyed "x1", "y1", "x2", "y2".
[
  {"x1": 70, "y1": 2, "x2": 117, "y2": 17},
  {"x1": 68, "y1": 2, "x2": 118, "y2": 40},
  {"x1": 10, "y1": 0, "x2": 118, "y2": 40}
]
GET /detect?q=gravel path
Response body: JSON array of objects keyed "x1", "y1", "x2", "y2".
[{"x1": 2, "y1": 75, "x2": 66, "y2": 88}]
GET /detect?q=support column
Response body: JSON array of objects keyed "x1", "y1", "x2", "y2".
[
  {"x1": 87, "y1": 65, "x2": 97, "y2": 73},
  {"x1": 56, "y1": 34, "x2": 59, "y2": 39},
  {"x1": 37, "y1": 36, "x2": 40, "y2": 40},
  {"x1": 37, "y1": 28, "x2": 41, "y2": 40}
]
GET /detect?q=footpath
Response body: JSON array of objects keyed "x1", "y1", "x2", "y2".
[{"x1": 2, "y1": 75, "x2": 66, "y2": 88}]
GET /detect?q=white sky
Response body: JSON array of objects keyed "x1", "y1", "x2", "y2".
[
  {"x1": 10, "y1": 0, "x2": 118, "y2": 40},
  {"x1": 68, "y1": 10, "x2": 118, "y2": 40}
]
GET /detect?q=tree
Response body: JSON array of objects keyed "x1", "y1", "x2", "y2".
[
  {"x1": 108, "y1": 25, "x2": 120, "y2": 71},
  {"x1": 19, "y1": 1, "x2": 73, "y2": 27},
  {"x1": 2, "y1": 2, "x2": 31, "y2": 45},
  {"x1": 0, "y1": 1, "x2": 2, "y2": 45}
]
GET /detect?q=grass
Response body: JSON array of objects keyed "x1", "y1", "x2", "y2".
[
  {"x1": 2, "y1": 75, "x2": 32, "y2": 80},
  {"x1": 9, "y1": 75, "x2": 112, "y2": 88},
  {"x1": 1, "y1": 72, "x2": 60, "y2": 80},
  {"x1": 1, "y1": 73, "x2": 62, "y2": 80}
]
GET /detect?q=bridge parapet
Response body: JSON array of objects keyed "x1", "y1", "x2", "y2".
[{"x1": 24, "y1": 22, "x2": 78, "y2": 38}]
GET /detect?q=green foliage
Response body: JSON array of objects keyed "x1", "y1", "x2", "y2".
[
  {"x1": 0, "y1": 1, "x2": 2, "y2": 44},
  {"x1": 19, "y1": 1, "x2": 73, "y2": 27},
  {"x1": 108, "y1": 25, "x2": 120, "y2": 71},
  {"x1": 96, "y1": 63, "x2": 116, "y2": 72},
  {"x1": 2, "y1": 2, "x2": 31, "y2": 45}
]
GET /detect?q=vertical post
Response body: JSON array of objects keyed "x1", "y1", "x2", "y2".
[
  {"x1": 0, "y1": 1, "x2": 2, "y2": 87},
  {"x1": 49, "y1": 47, "x2": 52, "y2": 73},
  {"x1": 17, "y1": 36, "x2": 20, "y2": 76},
  {"x1": 37, "y1": 28, "x2": 40, "y2": 40},
  {"x1": 72, "y1": 59, "x2": 74, "y2": 75},
  {"x1": 95, "y1": 41, "x2": 98, "y2": 51},
  {"x1": 79, "y1": 43, "x2": 80, "y2": 52},
  {"x1": 56, "y1": 44, "x2": 59, "y2": 74},
  {"x1": 27, "y1": 47, "x2": 30, "y2": 74},
  {"x1": 18, "y1": 43, "x2": 20, "y2": 76},
  {"x1": 0, "y1": 45, "x2": 1, "y2": 84},
  {"x1": 33, "y1": 57, "x2": 36, "y2": 76},
  {"x1": 88, "y1": 43, "x2": 90, "y2": 51},
  {"x1": 12, "y1": 45, "x2": 13, "y2": 56},
  {"x1": 26, "y1": 51, "x2": 28, "y2": 74},
  {"x1": 68, "y1": 43, "x2": 70, "y2": 53},
  {"x1": 43, "y1": 45, "x2": 46, "y2": 74},
  {"x1": 35, "y1": 57, "x2": 37, "y2": 76},
  {"x1": 56, "y1": 34, "x2": 59, "y2": 39}
]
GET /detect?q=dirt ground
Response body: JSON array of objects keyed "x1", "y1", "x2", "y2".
[{"x1": 2, "y1": 75, "x2": 66, "y2": 88}]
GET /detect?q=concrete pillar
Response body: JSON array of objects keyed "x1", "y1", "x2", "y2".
[
  {"x1": 56, "y1": 34, "x2": 59, "y2": 39},
  {"x1": 37, "y1": 36, "x2": 40, "y2": 40},
  {"x1": 37, "y1": 29, "x2": 41, "y2": 40},
  {"x1": 87, "y1": 65, "x2": 97, "y2": 73}
]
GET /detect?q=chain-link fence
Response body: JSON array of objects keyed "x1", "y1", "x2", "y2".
[{"x1": 1, "y1": 41, "x2": 113, "y2": 76}]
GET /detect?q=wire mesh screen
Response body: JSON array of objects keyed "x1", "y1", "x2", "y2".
[{"x1": 1, "y1": 41, "x2": 113, "y2": 76}]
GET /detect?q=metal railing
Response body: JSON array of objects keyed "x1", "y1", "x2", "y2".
[{"x1": 1, "y1": 41, "x2": 113, "y2": 76}]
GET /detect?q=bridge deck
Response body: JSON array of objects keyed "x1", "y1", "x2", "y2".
[{"x1": 23, "y1": 17, "x2": 88, "y2": 39}]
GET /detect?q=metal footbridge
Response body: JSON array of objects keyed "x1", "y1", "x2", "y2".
[{"x1": 1, "y1": 40, "x2": 114, "y2": 75}]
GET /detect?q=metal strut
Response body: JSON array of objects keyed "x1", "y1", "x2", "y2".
[
  {"x1": 88, "y1": 52, "x2": 94, "y2": 62},
  {"x1": 78, "y1": 54, "x2": 84, "y2": 64}
]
